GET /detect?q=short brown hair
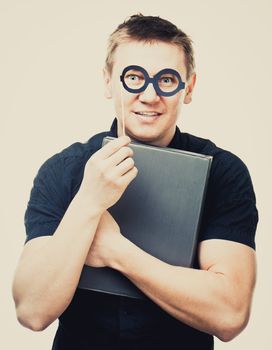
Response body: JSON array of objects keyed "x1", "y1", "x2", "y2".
[{"x1": 105, "y1": 14, "x2": 195, "y2": 80}]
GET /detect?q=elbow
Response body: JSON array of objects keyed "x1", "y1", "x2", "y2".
[
  {"x1": 16, "y1": 304, "x2": 53, "y2": 332},
  {"x1": 215, "y1": 309, "x2": 250, "y2": 342}
]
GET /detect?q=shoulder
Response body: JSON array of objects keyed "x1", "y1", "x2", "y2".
[
  {"x1": 181, "y1": 132, "x2": 258, "y2": 248},
  {"x1": 33, "y1": 130, "x2": 111, "y2": 204},
  {"x1": 39, "y1": 130, "x2": 111, "y2": 173},
  {"x1": 181, "y1": 132, "x2": 252, "y2": 189},
  {"x1": 185, "y1": 135, "x2": 258, "y2": 249},
  {"x1": 58, "y1": 130, "x2": 110, "y2": 163}
]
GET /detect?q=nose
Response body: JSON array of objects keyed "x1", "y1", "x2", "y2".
[{"x1": 138, "y1": 83, "x2": 160, "y2": 103}]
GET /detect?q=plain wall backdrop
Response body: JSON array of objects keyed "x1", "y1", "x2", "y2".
[{"x1": 1, "y1": 0, "x2": 271, "y2": 349}]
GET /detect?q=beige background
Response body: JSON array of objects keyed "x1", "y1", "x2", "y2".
[{"x1": 1, "y1": 0, "x2": 271, "y2": 348}]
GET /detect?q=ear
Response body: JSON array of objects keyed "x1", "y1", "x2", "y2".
[
  {"x1": 184, "y1": 73, "x2": 196, "y2": 104},
  {"x1": 103, "y1": 68, "x2": 112, "y2": 99}
]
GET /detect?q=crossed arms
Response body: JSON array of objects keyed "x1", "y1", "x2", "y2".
[{"x1": 12, "y1": 136, "x2": 256, "y2": 342}]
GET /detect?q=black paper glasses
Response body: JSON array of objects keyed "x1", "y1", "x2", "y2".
[{"x1": 120, "y1": 65, "x2": 185, "y2": 97}]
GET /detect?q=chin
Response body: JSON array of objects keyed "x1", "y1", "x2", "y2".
[{"x1": 126, "y1": 129, "x2": 163, "y2": 145}]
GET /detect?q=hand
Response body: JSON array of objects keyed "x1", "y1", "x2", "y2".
[
  {"x1": 85, "y1": 210, "x2": 122, "y2": 267},
  {"x1": 79, "y1": 136, "x2": 138, "y2": 212}
]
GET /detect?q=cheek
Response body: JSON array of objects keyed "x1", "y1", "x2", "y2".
[
  {"x1": 112, "y1": 90, "x2": 136, "y2": 117},
  {"x1": 165, "y1": 95, "x2": 183, "y2": 114},
  {"x1": 123, "y1": 93, "x2": 138, "y2": 109}
]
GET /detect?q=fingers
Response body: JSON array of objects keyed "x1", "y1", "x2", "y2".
[
  {"x1": 87, "y1": 135, "x2": 138, "y2": 188},
  {"x1": 113, "y1": 156, "x2": 135, "y2": 177},
  {"x1": 119, "y1": 166, "x2": 138, "y2": 187},
  {"x1": 102, "y1": 137, "x2": 137, "y2": 183},
  {"x1": 94, "y1": 136, "x2": 131, "y2": 160},
  {"x1": 105, "y1": 146, "x2": 133, "y2": 168}
]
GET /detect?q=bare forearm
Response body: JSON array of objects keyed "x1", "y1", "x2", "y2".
[
  {"x1": 110, "y1": 237, "x2": 250, "y2": 341},
  {"x1": 13, "y1": 192, "x2": 102, "y2": 329}
]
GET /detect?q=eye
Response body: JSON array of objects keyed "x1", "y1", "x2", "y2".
[
  {"x1": 126, "y1": 74, "x2": 144, "y2": 81},
  {"x1": 124, "y1": 71, "x2": 145, "y2": 87},
  {"x1": 160, "y1": 76, "x2": 174, "y2": 84},
  {"x1": 127, "y1": 74, "x2": 139, "y2": 81}
]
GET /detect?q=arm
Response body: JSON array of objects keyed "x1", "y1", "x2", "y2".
[
  {"x1": 12, "y1": 193, "x2": 102, "y2": 331},
  {"x1": 12, "y1": 136, "x2": 137, "y2": 331},
  {"x1": 86, "y1": 220, "x2": 256, "y2": 342}
]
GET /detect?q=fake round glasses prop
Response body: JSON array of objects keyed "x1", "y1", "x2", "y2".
[{"x1": 120, "y1": 65, "x2": 185, "y2": 97}]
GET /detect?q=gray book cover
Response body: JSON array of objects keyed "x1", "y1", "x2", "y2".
[{"x1": 78, "y1": 136, "x2": 212, "y2": 299}]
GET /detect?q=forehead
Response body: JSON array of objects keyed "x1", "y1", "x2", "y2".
[{"x1": 112, "y1": 40, "x2": 187, "y2": 78}]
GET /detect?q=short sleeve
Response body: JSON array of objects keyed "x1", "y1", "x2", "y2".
[
  {"x1": 200, "y1": 152, "x2": 258, "y2": 249},
  {"x1": 24, "y1": 154, "x2": 67, "y2": 243}
]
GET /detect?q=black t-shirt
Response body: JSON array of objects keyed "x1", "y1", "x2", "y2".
[{"x1": 24, "y1": 119, "x2": 258, "y2": 349}]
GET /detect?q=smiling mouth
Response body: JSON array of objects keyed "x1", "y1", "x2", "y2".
[{"x1": 134, "y1": 111, "x2": 162, "y2": 117}]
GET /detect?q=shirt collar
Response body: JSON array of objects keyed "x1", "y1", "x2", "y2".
[
  {"x1": 109, "y1": 118, "x2": 118, "y2": 137},
  {"x1": 109, "y1": 117, "x2": 182, "y2": 149}
]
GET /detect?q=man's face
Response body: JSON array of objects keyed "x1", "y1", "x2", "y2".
[{"x1": 104, "y1": 40, "x2": 195, "y2": 146}]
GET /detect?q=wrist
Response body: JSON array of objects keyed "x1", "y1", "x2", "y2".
[
  {"x1": 109, "y1": 235, "x2": 136, "y2": 271},
  {"x1": 72, "y1": 190, "x2": 104, "y2": 220}
]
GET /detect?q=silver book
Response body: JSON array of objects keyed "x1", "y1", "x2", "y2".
[{"x1": 78, "y1": 136, "x2": 212, "y2": 299}]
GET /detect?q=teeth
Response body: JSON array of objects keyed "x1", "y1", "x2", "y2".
[{"x1": 137, "y1": 112, "x2": 159, "y2": 116}]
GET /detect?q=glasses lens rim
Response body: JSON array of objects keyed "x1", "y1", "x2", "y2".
[
  {"x1": 123, "y1": 68, "x2": 146, "y2": 90},
  {"x1": 120, "y1": 65, "x2": 149, "y2": 94},
  {"x1": 153, "y1": 68, "x2": 185, "y2": 96}
]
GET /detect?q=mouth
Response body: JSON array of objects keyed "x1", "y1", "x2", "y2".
[{"x1": 133, "y1": 111, "x2": 162, "y2": 122}]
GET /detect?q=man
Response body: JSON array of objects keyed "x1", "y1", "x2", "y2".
[{"x1": 12, "y1": 14, "x2": 258, "y2": 349}]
